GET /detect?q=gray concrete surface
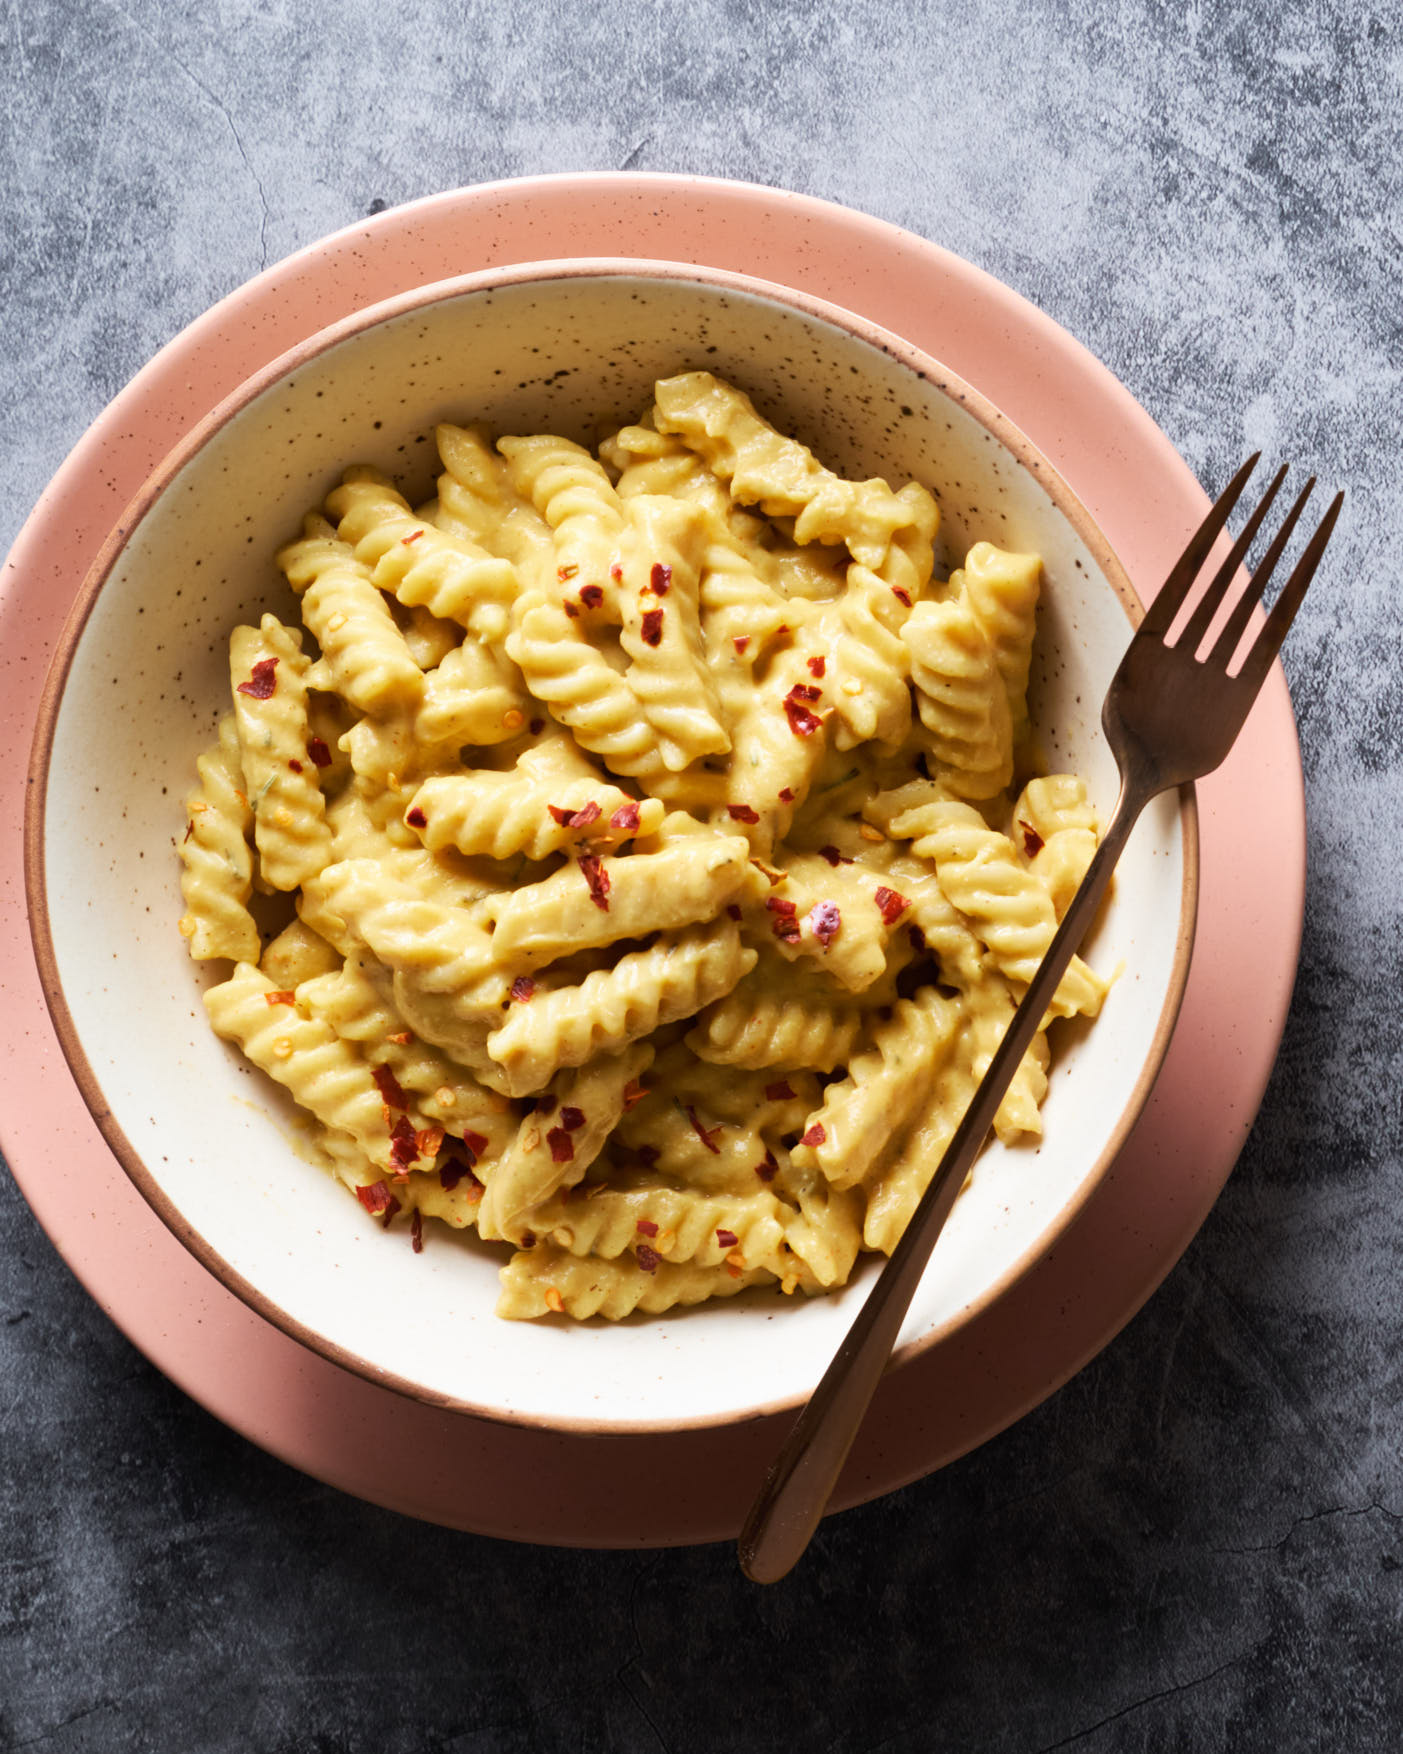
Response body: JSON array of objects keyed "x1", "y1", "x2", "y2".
[{"x1": 2, "y1": 1, "x2": 1400, "y2": 1749}]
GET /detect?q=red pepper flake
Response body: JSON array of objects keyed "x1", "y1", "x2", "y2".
[
  {"x1": 767, "y1": 893, "x2": 801, "y2": 944},
  {"x1": 807, "y1": 900, "x2": 842, "y2": 950},
  {"x1": 546, "y1": 1128, "x2": 574, "y2": 1164},
  {"x1": 402, "y1": 529, "x2": 425, "y2": 546},
  {"x1": 579, "y1": 583, "x2": 604, "y2": 609},
  {"x1": 306, "y1": 736, "x2": 332, "y2": 769},
  {"x1": 1020, "y1": 820, "x2": 1046, "y2": 858},
  {"x1": 778, "y1": 787, "x2": 795, "y2": 802},
  {"x1": 764, "y1": 1080, "x2": 796, "y2": 1101},
  {"x1": 389, "y1": 1114, "x2": 420, "y2": 1170},
  {"x1": 557, "y1": 563, "x2": 580, "y2": 581},
  {"x1": 372, "y1": 1063, "x2": 410, "y2": 1110},
  {"x1": 405, "y1": 805, "x2": 428, "y2": 829},
  {"x1": 380, "y1": 1193, "x2": 402, "y2": 1227},
  {"x1": 765, "y1": 896, "x2": 798, "y2": 917},
  {"x1": 807, "y1": 656, "x2": 827, "y2": 678},
  {"x1": 650, "y1": 562, "x2": 672, "y2": 595},
  {"x1": 640, "y1": 607, "x2": 664, "y2": 647},
  {"x1": 635, "y1": 1243, "x2": 660, "y2": 1274},
  {"x1": 716, "y1": 1228, "x2": 739, "y2": 1249},
  {"x1": 874, "y1": 886, "x2": 910, "y2": 925},
  {"x1": 236, "y1": 657, "x2": 278, "y2": 700},
  {"x1": 263, "y1": 989, "x2": 296, "y2": 1007},
  {"x1": 733, "y1": 635, "x2": 750, "y2": 654},
  {"x1": 416, "y1": 1125, "x2": 445, "y2": 1158},
  {"x1": 610, "y1": 562, "x2": 624, "y2": 582},
  {"x1": 784, "y1": 696, "x2": 822, "y2": 738},
  {"x1": 891, "y1": 585, "x2": 913, "y2": 607},
  {"x1": 529, "y1": 717, "x2": 545, "y2": 735},
  {"x1": 636, "y1": 1218, "x2": 659, "y2": 1238},
  {"x1": 563, "y1": 600, "x2": 580, "y2": 618},
  {"x1": 578, "y1": 853, "x2": 611, "y2": 911},
  {"x1": 622, "y1": 1080, "x2": 648, "y2": 1110},
  {"x1": 460, "y1": 1129, "x2": 489, "y2": 1162},
  {"x1": 725, "y1": 903, "x2": 742, "y2": 921},
  {"x1": 568, "y1": 800, "x2": 601, "y2": 829},
  {"x1": 610, "y1": 800, "x2": 641, "y2": 832},
  {"x1": 818, "y1": 844, "x2": 842, "y2": 867},
  {"x1": 439, "y1": 1156, "x2": 482, "y2": 1193},
  {"x1": 288, "y1": 758, "x2": 303, "y2": 774},
  {"x1": 908, "y1": 922, "x2": 928, "y2": 953},
  {"x1": 787, "y1": 683, "x2": 822, "y2": 703},
  {"x1": 547, "y1": 803, "x2": 573, "y2": 825},
  {"x1": 510, "y1": 975, "x2": 536, "y2": 1004},
  {"x1": 801, "y1": 1122, "x2": 827, "y2": 1148},
  {"x1": 755, "y1": 1149, "x2": 778, "y2": 1183},
  {"x1": 559, "y1": 1105, "x2": 586, "y2": 1132},
  {"x1": 355, "y1": 1181, "x2": 394, "y2": 1216},
  {"x1": 727, "y1": 804, "x2": 760, "y2": 824},
  {"x1": 183, "y1": 821, "x2": 194, "y2": 842},
  {"x1": 685, "y1": 1107, "x2": 722, "y2": 1154},
  {"x1": 410, "y1": 1210, "x2": 424, "y2": 1253}
]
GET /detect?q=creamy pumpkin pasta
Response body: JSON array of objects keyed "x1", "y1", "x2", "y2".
[{"x1": 177, "y1": 372, "x2": 1108, "y2": 1320}]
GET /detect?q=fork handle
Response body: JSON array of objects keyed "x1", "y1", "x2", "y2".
[{"x1": 737, "y1": 776, "x2": 1156, "y2": 1584}]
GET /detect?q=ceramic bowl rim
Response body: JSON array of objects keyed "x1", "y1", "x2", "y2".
[{"x1": 25, "y1": 255, "x2": 1199, "y2": 1434}]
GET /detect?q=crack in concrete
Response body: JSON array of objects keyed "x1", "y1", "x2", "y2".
[
  {"x1": 1028, "y1": 1652, "x2": 1246, "y2": 1754},
  {"x1": 1212, "y1": 1499, "x2": 1403, "y2": 1557}
]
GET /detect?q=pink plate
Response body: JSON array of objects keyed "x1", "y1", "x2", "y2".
[{"x1": 0, "y1": 174, "x2": 1303, "y2": 1546}]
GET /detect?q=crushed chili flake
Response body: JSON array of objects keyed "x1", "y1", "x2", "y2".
[
  {"x1": 727, "y1": 804, "x2": 760, "y2": 824},
  {"x1": 460, "y1": 1129, "x2": 489, "y2": 1161},
  {"x1": 529, "y1": 717, "x2": 545, "y2": 735},
  {"x1": 355, "y1": 1181, "x2": 394, "y2": 1216},
  {"x1": 405, "y1": 805, "x2": 428, "y2": 829},
  {"x1": 807, "y1": 900, "x2": 842, "y2": 950},
  {"x1": 787, "y1": 683, "x2": 822, "y2": 703},
  {"x1": 773, "y1": 915, "x2": 801, "y2": 944},
  {"x1": 410, "y1": 1210, "x2": 424, "y2": 1253},
  {"x1": 559, "y1": 1105, "x2": 586, "y2": 1132},
  {"x1": 372, "y1": 1063, "x2": 410, "y2": 1110},
  {"x1": 1019, "y1": 819, "x2": 1046, "y2": 857},
  {"x1": 306, "y1": 736, "x2": 332, "y2": 768},
  {"x1": 818, "y1": 844, "x2": 843, "y2": 867},
  {"x1": 636, "y1": 1218, "x2": 659, "y2": 1237},
  {"x1": 415, "y1": 1125, "x2": 445, "y2": 1158},
  {"x1": 764, "y1": 1080, "x2": 796, "y2": 1102},
  {"x1": 547, "y1": 803, "x2": 574, "y2": 825},
  {"x1": 544, "y1": 1285, "x2": 565, "y2": 1314},
  {"x1": 557, "y1": 563, "x2": 580, "y2": 581},
  {"x1": 778, "y1": 787, "x2": 795, "y2": 802},
  {"x1": 236, "y1": 657, "x2": 278, "y2": 700},
  {"x1": 801, "y1": 1122, "x2": 828, "y2": 1148},
  {"x1": 182, "y1": 821, "x2": 194, "y2": 843},
  {"x1": 765, "y1": 895, "x2": 798, "y2": 917},
  {"x1": 873, "y1": 885, "x2": 910, "y2": 925},
  {"x1": 891, "y1": 585, "x2": 913, "y2": 607},
  {"x1": 579, "y1": 582, "x2": 604, "y2": 609},
  {"x1": 725, "y1": 903, "x2": 742, "y2": 921},
  {"x1": 621, "y1": 1078, "x2": 648, "y2": 1110},
  {"x1": 510, "y1": 975, "x2": 536, "y2": 1004},
  {"x1": 563, "y1": 600, "x2": 580, "y2": 618},
  {"x1": 387, "y1": 1030, "x2": 411, "y2": 1046},
  {"x1": 402, "y1": 529, "x2": 425, "y2": 546},
  {"x1": 716, "y1": 1228, "x2": 739, "y2": 1249},
  {"x1": 380, "y1": 1193, "x2": 402, "y2": 1228},
  {"x1": 640, "y1": 607, "x2": 664, "y2": 646},
  {"x1": 650, "y1": 562, "x2": 672, "y2": 595},
  {"x1": 610, "y1": 562, "x2": 624, "y2": 582},
  {"x1": 263, "y1": 990, "x2": 296, "y2": 1007},
  {"x1": 784, "y1": 696, "x2": 822, "y2": 738},
  {"x1": 635, "y1": 1243, "x2": 660, "y2": 1274},
  {"x1": 578, "y1": 853, "x2": 611, "y2": 911},
  {"x1": 685, "y1": 1106, "x2": 722, "y2": 1154},
  {"x1": 288, "y1": 758, "x2": 303, "y2": 773},
  {"x1": 567, "y1": 800, "x2": 601, "y2": 829},
  {"x1": 438, "y1": 1157, "x2": 476, "y2": 1193},
  {"x1": 755, "y1": 1150, "x2": 779, "y2": 1182},
  {"x1": 610, "y1": 800, "x2": 641, "y2": 832},
  {"x1": 389, "y1": 1115, "x2": 420, "y2": 1170},
  {"x1": 908, "y1": 922, "x2": 928, "y2": 953},
  {"x1": 807, "y1": 656, "x2": 827, "y2": 678},
  {"x1": 546, "y1": 1127, "x2": 574, "y2": 1164},
  {"x1": 733, "y1": 635, "x2": 750, "y2": 654}
]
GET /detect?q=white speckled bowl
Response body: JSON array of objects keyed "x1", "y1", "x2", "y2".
[{"x1": 26, "y1": 260, "x2": 1195, "y2": 1433}]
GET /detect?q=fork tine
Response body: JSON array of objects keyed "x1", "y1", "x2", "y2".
[
  {"x1": 1206, "y1": 475, "x2": 1315, "y2": 669},
  {"x1": 1140, "y1": 453, "x2": 1260, "y2": 639},
  {"x1": 1235, "y1": 491, "x2": 1344, "y2": 695},
  {"x1": 1177, "y1": 463, "x2": 1290, "y2": 652}
]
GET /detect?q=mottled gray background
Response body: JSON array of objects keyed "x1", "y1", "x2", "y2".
[{"x1": 2, "y1": 1, "x2": 1400, "y2": 1749}]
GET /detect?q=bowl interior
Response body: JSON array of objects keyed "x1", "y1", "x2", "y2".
[{"x1": 34, "y1": 263, "x2": 1190, "y2": 1430}]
